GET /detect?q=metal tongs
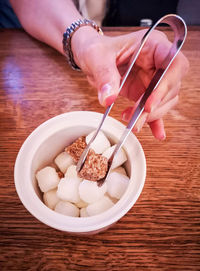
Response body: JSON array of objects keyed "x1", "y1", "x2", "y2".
[{"x1": 77, "y1": 14, "x2": 187, "y2": 185}]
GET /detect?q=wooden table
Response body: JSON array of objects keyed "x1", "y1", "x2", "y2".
[{"x1": 0, "y1": 27, "x2": 199, "y2": 270}]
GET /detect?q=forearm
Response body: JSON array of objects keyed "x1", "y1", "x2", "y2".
[{"x1": 10, "y1": 0, "x2": 83, "y2": 54}]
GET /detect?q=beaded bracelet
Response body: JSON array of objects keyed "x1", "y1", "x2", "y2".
[{"x1": 62, "y1": 19, "x2": 103, "y2": 70}]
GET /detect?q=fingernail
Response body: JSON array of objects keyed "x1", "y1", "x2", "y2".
[
  {"x1": 122, "y1": 107, "x2": 134, "y2": 122},
  {"x1": 136, "y1": 114, "x2": 147, "y2": 132},
  {"x1": 160, "y1": 130, "x2": 166, "y2": 140},
  {"x1": 98, "y1": 84, "x2": 112, "y2": 106},
  {"x1": 105, "y1": 95, "x2": 117, "y2": 107},
  {"x1": 122, "y1": 112, "x2": 129, "y2": 122},
  {"x1": 133, "y1": 126, "x2": 139, "y2": 133}
]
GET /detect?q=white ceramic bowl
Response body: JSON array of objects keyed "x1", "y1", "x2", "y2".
[{"x1": 14, "y1": 111, "x2": 146, "y2": 234}]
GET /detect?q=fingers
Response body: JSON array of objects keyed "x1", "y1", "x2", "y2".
[
  {"x1": 119, "y1": 66, "x2": 147, "y2": 102},
  {"x1": 122, "y1": 95, "x2": 142, "y2": 122},
  {"x1": 122, "y1": 105, "x2": 166, "y2": 140},
  {"x1": 86, "y1": 75, "x2": 95, "y2": 87},
  {"x1": 80, "y1": 29, "x2": 188, "y2": 139},
  {"x1": 122, "y1": 106, "x2": 166, "y2": 140},
  {"x1": 74, "y1": 34, "x2": 122, "y2": 107},
  {"x1": 122, "y1": 94, "x2": 178, "y2": 139},
  {"x1": 81, "y1": 37, "x2": 122, "y2": 107},
  {"x1": 122, "y1": 106, "x2": 148, "y2": 133},
  {"x1": 122, "y1": 94, "x2": 148, "y2": 133},
  {"x1": 148, "y1": 118, "x2": 166, "y2": 140},
  {"x1": 134, "y1": 112, "x2": 148, "y2": 133},
  {"x1": 115, "y1": 30, "x2": 188, "y2": 141},
  {"x1": 144, "y1": 45, "x2": 189, "y2": 113},
  {"x1": 159, "y1": 82, "x2": 181, "y2": 106},
  {"x1": 88, "y1": 54, "x2": 121, "y2": 107},
  {"x1": 122, "y1": 106, "x2": 133, "y2": 122},
  {"x1": 146, "y1": 95, "x2": 179, "y2": 122}
]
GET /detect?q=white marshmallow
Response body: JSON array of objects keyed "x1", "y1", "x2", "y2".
[
  {"x1": 86, "y1": 131, "x2": 111, "y2": 154},
  {"x1": 54, "y1": 201, "x2": 79, "y2": 217},
  {"x1": 54, "y1": 152, "x2": 75, "y2": 173},
  {"x1": 86, "y1": 196, "x2": 114, "y2": 216},
  {"x1": 76, "y1": 199, "x2": 88, "y2": 208},
  {"x1": 57, "y1": 177, "x2": 81, "y2": 203},
  {"x1": 111, "y1": 166, "x2": 127, "y2": 176},
  {"x1": 43, "y1": 188, "x2": 60, "y2": 210},
  {"x1": 36, "y1": 166, "x2": 60, "y2": 193},
  {"x1": 80, "y1": 207, "x2": 89, "y2": 217},
  {"x1": 79, "y1": 180, "x2": 107, "y2": 204},
  {"x1": 65, "y1": 165, "x2": 82, "y2": 181},
  {"x1": 106, "y1": 171, "x2": 129, "y2": 199},
  {"x1": 102, "y1": 145, "x2": 127, "y2": 169},
  {"x1": 105, "y1": 192, "x2": 118, "y2": 204}
]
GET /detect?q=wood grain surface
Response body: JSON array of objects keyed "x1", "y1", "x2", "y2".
[{"x1": 0, "y1": 27, "x2": 199, "y2": 270}]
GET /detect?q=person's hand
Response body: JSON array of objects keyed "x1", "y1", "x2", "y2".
[{"x1": 72, "y1": 27, "x2": 189, "y2": 140}]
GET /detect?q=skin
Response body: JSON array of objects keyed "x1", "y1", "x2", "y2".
[{"x1": 10, "y1": 0, "x2": 189, "y2": 140}]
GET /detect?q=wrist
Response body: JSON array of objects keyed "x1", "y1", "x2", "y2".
[
  {"x1": 71, "y1": 25, "x2": 103, "y2": 68},
  {"x1": 62, "y1": 18, "x2": 103, "y2": 70}
]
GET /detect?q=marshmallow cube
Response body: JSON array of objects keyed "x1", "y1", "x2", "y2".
[
  {"x1": 102, "y1": 145, "x2": 127, "y2": 169},
  {"x1": 86, "y1": 131, "x2": 111, "y2": 154},
  {"x1": 105, "y1": 192, "x2": 118, "y2": 204},
  {"x1": 106, "y1": 172, "x2": 129, "y2": 199},
  {"x1": 86, "y1": 196, "x2": 114, "y2": 216},
  {"x1": 57, "y1": 177, "x2": 81, "y2": 203},
  {"x1": 43, "y1": 188, "x2": 60, "y2": 210},
  {"x1": 54, "y1": 152, "x2": 75, "y2": 173},
  {"x1": 80, "y1": 207, "x2": 89, "y2": 217},
  {"x1": 65, "y1": 165, "x2": 82, "y2": 181},
  {"x1": 79, "y1": 180, "x2": 107, "y2": 204},
  {"x1": 76, "y1": 199, "x2": 88, "y2": 208},
  {"x1": 54, "y1": 201, "x2": 79, "y2": 217},
  {"x1": 112, "y1": 166, "x2": 127, "y2": 176},
  {"x1": 36, "y1": 166, "x2": 60, "y2": 193}
]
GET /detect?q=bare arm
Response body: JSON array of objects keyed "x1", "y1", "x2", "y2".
[{"x1": 10, "y1": 0, "x2": 84, "y2": 54}]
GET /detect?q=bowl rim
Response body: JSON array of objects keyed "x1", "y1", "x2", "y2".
[{"x1": 14, "y1": 111, "x2": 146, "y2": 233}]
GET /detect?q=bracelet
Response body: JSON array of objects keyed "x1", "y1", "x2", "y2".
[{"x1": 63, "y1": 18, "x2": 103, "y2": 70}]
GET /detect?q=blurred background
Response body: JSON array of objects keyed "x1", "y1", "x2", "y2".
[{"x1": 0, "y1": 0, "x2": 200, "y2": 29}]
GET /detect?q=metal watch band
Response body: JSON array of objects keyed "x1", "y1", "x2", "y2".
[{"x1": 62, "y1": 19, "x2": 103, "y2": 71}]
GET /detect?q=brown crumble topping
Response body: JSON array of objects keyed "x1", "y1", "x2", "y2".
[
  {"x1": 65, "y1": 136, "x2": 87, "y2": 163},
  {"x1": 78, "y1": 149, "x2": 108, "y2": 181}
]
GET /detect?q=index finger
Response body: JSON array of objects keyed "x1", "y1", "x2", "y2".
[{"x1": 144, "y1": 40, "x2": 189, "y2": 113}]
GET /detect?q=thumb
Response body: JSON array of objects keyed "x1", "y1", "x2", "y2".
[{"x1": 92, "y1": 57, "x2": 121, "y2": 107}]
